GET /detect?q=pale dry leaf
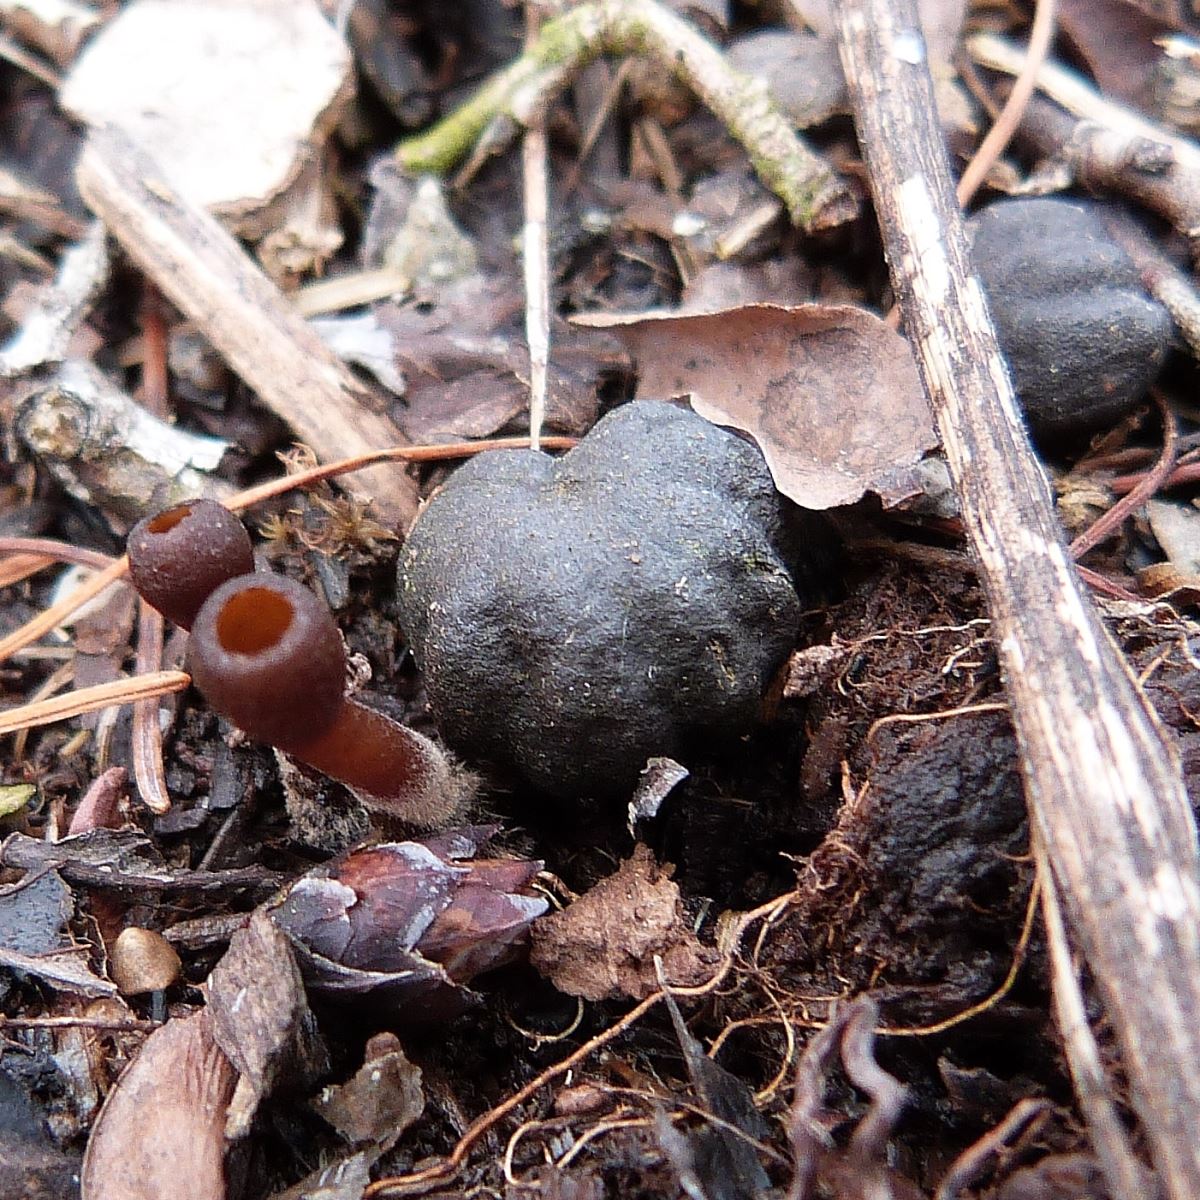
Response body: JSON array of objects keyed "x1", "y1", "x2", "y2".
[
  {"x1": 1148, "y1": 499, "x2": 1200, "y2": 576},
  {"x1": 60, "y1": 0, "x2": 352, "y2": 232},
  {"x1": 573, "y1": 303, "x2": 937, "y2": 510},
  {"x1": 81, "y1": 1011, "x2": 236, "y2": 1200}
]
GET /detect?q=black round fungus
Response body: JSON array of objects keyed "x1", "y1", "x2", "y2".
[
  {"x1": 396, "y1": 401, "x2": 821, "y2": 798},
  {"x1": 968, "y1": 197, "x2": 1172, "y2": 438}
]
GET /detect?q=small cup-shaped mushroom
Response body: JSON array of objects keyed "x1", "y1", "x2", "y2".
[
  {"x1": 127, "y1": 499, "x2": 254, "y2": 630},
  {"x1": 189, "y1": 574, "x2": 470, "y2": 827},
  {"x1": 188, "y1": 574, "x2": 346, "y2": 750},
  {"x1": 110, "y1": 927, "x2": 182, "y2": 997}
]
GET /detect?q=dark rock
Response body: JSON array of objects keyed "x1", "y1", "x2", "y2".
[
  {"x1": 968, "y1": 197, "x2": 1171, "y2": 438},
  {"x1": 397, "y1": 401, "x2": 823, "y2": 798}
]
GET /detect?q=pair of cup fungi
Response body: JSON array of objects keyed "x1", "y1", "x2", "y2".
[{"x1": 126, "y1": 499, "x2": 463, "y2": 827}]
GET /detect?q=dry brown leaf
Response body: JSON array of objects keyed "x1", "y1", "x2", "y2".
[
  {"x1": 311, "y1": 1032, "x2": 424, "y2": 1151},
  {"x1": 573, "y1": 304, "x2": 937, "y2": 509},
  {"x1": 81, "y1": 1011, "x2": 236, "y2": 1200},
  {"x1": 530, "y1": 845, "x2": 716, "y2": 1002}
]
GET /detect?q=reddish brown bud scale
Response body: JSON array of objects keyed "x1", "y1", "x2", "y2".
[{"x1": 126, "y1": 499, "x2": 254, "y2": 630}]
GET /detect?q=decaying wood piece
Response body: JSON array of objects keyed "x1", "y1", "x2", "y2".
[
  {"x1": 75, "y1": 126, "x2": 419, "y2": 529},
  {"x1": 830, "y1": 2, "x2": 1200, "y2": 1198},
  {"x1": 14, "y1": 358, "x2": 230, "y2": 527},
  {"x1": 0, "y1": 220, "x2": 108, "y2": 377}
]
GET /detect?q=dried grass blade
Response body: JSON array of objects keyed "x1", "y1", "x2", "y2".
[{"x1": 0, "y1": 670, "x2": 190, "y2": 735}]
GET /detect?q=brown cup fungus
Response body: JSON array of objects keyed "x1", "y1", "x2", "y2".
[
  {"x1": 127, "y1": 503, "x2": 467, "y2": 827},
  {"x1": 126, "y1": 498, "x2": 254, "y2": 629}
]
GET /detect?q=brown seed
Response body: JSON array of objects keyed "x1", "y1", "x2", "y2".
[{"x1": 110, "y1": 927, "x2": 182, "y2": 996}]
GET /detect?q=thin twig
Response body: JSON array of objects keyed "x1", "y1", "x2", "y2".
[
  {"x1": 955, "y1": 0, "x2": 1057, "y2": 206},
  {"x1": 522, "y1": 6, "x2": 551, "y2": 451},
  {"x1": 0, "y1": 537, "x2": 116, "y2": 572},
  {"x1": 396, "y1": 0, "x2": 855, "y2": 232},
  {"x1": 935, "y1": 1098, "x2": 1053, "y2": 1200},
  {"x1": 130, "y1": 602, "x2": 171, "y2": 815},
  {"x1": 1074, "y1": 564, "x2": 1144, "y2": 603},
  {"x1": 0, "y1": 1013, "x2": 158, "y2": 1033},
  {"x1": 1070, "y1": 393, "x2": 1177, "y2": 561}
]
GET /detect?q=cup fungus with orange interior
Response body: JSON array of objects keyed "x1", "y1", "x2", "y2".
[
  {"x1": 126, "y1": 500, "x2": 470, "y2": 827},
  {"x1": 187, "y1": 574, "x2": 471, "y2": 827},
  {"x1": 126, "y1": 497, "x2": 254, "y2": 629}
]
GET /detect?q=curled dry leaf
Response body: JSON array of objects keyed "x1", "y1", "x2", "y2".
[
  {"x1": 573, "y1": 304, "x2": 937, "y2": 510},
  {"x1": 81, "y1": 1011, "x2": 236, "y2": 1200},
  {"x1": 530, "y1": 845, "x2": 716, "y2": 1002}
]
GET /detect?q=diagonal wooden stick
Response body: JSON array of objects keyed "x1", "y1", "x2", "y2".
[{"x1": 830, "y1": 2, "x2": 1200, "y2": 1197}]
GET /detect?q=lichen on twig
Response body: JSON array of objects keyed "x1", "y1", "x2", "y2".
[{"x1": 395, "y1": 0, "x2": 855, "y2": 233}]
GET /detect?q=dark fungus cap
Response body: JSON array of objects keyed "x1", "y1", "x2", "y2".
[
  {"x1": 968, "y1": 196, "x2": 1171, "y2": 439},
  {"x1": 396, "y1": 400, "x2": 826, "y2": 798}
]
